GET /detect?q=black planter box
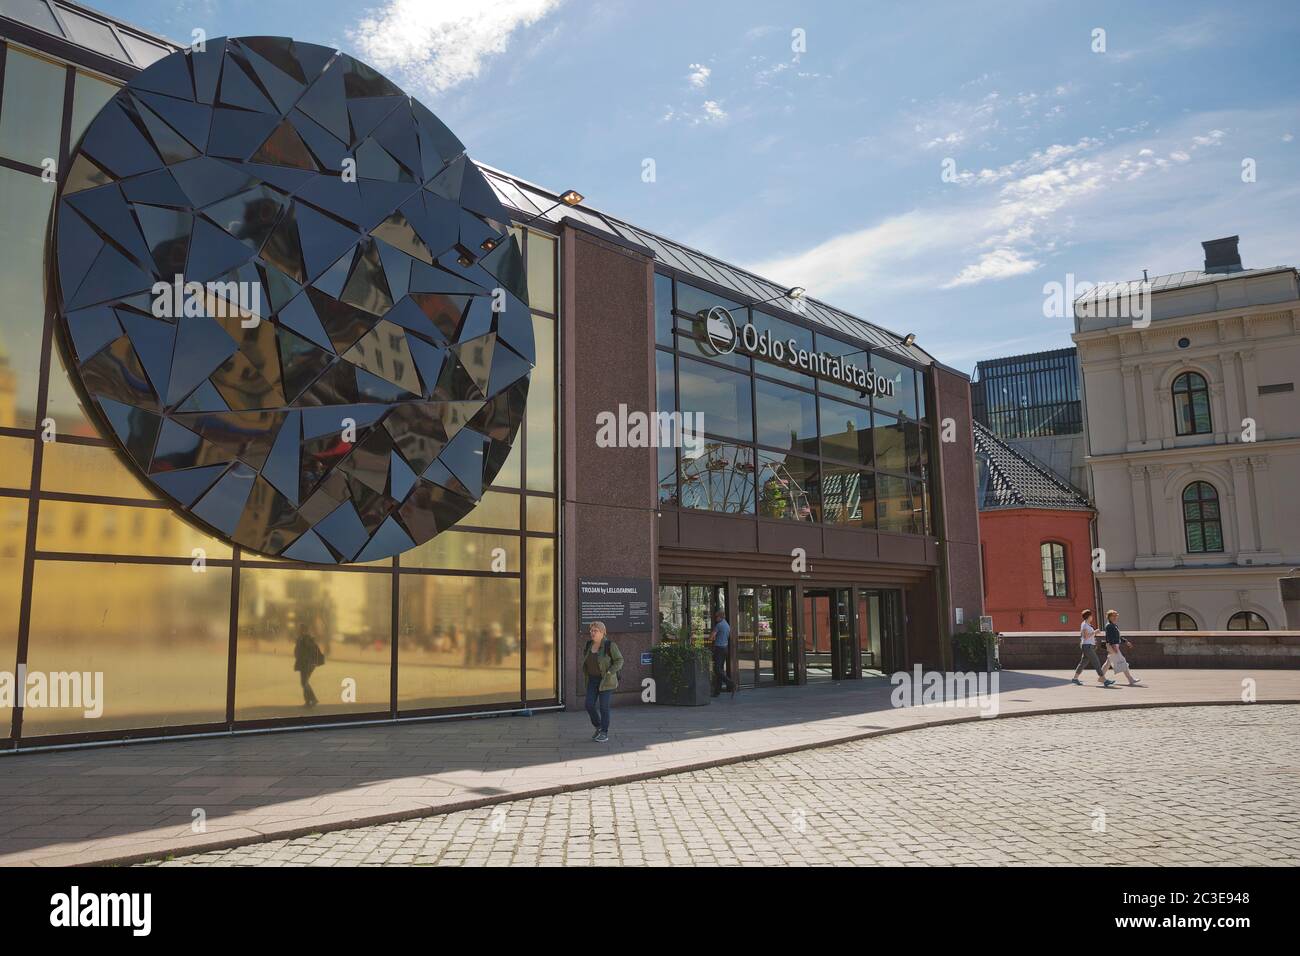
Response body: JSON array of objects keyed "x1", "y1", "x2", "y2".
[{"x1": 651, "y1": 654, "x2": 712, "y2": 706}]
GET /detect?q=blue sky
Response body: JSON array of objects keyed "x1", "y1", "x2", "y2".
[{"x1": 100, "y1": 0, "x2": 1300, "y2": 371}]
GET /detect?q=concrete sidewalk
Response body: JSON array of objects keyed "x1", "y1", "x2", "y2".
[{"x1": 1, "y1": 668, "x2": 1297, "y2": 866}]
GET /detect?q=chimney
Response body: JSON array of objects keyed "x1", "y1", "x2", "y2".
[{"x1": 1202, "y1": 235, "x2": 1243, "y2": 274}]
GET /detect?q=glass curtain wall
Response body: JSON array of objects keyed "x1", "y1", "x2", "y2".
[
  {"x1": 655, "y1": 273, "x2": 932, "y2": 535},
  {"x1": 0, "y1": 40, "x2": 559, "y2": 743}
]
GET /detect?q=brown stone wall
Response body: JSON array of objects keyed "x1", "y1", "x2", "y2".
[
  {"x1": 931, "y1": 364, "x2": 984, "y2": 662},
  {"x1": 560, "y1": 225, "x2": 658, "y2": 709}
]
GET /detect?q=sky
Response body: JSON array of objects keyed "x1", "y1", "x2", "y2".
[{"x1": 98, "y1": 0, "x2": 1300, "y2": 372}]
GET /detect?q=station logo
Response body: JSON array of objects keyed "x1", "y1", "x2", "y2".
[
  {"x1": 704, "y1": 306, "x2": 739, "y2": 355},
  {"x1": 700, "y1": 307, "x2": 896, "y2": 398}
]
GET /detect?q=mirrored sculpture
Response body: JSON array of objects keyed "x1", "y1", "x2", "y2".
[{"x1": 50, "y1": 37, "x2": 532, "y2": 563}]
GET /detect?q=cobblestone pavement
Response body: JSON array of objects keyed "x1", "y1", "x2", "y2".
[{"x1": 147, "y1": 704, "x2": 1300, "y2": 867}]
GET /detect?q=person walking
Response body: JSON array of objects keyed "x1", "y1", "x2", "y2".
[
  {"x1": 581, "y1": 621, "x2": 622, "y2": 742},
  {"x1": 1101, "y1": 609, "x2": 1141, "y2": 686},
  {"x1": 710, "y1": 609, "x2": 733, "y2": 696},
  {"x1": 1071, "y1": 609, "x2": 1113, "y2": 686}
]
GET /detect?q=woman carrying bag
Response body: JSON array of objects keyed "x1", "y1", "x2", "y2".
[{"x1": 1101, "y1": 609, "x2": 1141, "y2": 686}]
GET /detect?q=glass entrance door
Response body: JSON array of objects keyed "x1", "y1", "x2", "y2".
[
  {"x1": 803, "y1": 591, "x2": 833, "y2": 680},
  {"x1": 857, "y1": 588, "x2": 903, "y2": 674},
  {"x1": 738, "y1": 584, "x2": 796, "y2": 687},
  {"x1": 803, "y1": 588, "x2": 858, "y2": 681}
]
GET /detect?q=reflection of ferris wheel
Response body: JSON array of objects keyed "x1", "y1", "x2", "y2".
[
  {"x1": 671, "y1": 442, "x2": 816, "y2": 520},
  {"x1": 758, "y1": 459, "x2": 812, "y2": 521}
]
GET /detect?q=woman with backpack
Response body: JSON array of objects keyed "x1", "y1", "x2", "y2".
[{"x1": 581, "y1": 621, "x2": 623, "y2": 742}]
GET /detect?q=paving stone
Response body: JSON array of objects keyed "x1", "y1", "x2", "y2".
[{"x1": 148, "y1": 705, "x2": 1298, "y2": 867}]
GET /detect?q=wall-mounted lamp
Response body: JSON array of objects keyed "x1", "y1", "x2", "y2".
[
  {"x1": 750, "y1": 286, "x2": 806, "y2": 307},
  {"x1": 479, "y1": 188, "x2": 586, "y2": 258}
]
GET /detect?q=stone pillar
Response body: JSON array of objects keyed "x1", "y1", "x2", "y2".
[
  {"x1": 1138, "y1": 362, "x2": 1159, "y2": 444},
  {"x1": 1121, "y1": 365, "x2": 1142, "y2": 448},
  {"x1": 1229, "y1": 457, "x2": 1256, "y2": 554},
  {"x1": 1130, "y1": 464, "x2": 1153, "y2": 558},
  {"x1": 1239, "y1": 348, "x2": 1262, "y2": 440},
  {"x1": 561, "y1": 224, "x2": 658, "y2": 710},
  {"x1": 1148, "y1": 464, "x2": 1171, "y2": 560},
  {"x1": 1222, "y1": 351, "x2": 1244, "y2": 441},
  {"x1": 1250, "y1": 455, "x2": 1278, "y2": 553}
]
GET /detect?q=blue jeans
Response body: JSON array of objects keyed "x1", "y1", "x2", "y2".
[{"x1": 585, "y1": 676, "x2": 612, "y2": 733}]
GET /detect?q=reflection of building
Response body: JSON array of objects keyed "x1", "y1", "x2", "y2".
[
  {"x1": 1073, "y1": 236, "x2": 1300, "y2": 631},
  {"x1": 971, "y1": 347, "x2": 1086, "y2": 489},
  {"x1": 0, "y1": 5, "x2": 558, "y2": 747},
  {"x1": 974, "y1": 421, "x2": 1095, "y2": 631}
]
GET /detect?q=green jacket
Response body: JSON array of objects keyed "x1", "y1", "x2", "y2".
[{"x1": 581, "y1": 639, "x2": 623, "y2": 692}]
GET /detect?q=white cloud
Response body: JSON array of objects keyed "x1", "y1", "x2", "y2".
[
  {"x1": 701, "y1": 100, "x2": 727, "y2": 122},
  {"x1": 941, "y1": 249, "x2": 1040, "y2": 288},
  {"x1": 687, "y1": 63, "x2": 712, "y2": 88},
  {"x1": 348, "y1": 0, "x2": 564, "y2": 95},
  {"x1": 746, "y1": 113, "x2": 1280, "y2": 301}
]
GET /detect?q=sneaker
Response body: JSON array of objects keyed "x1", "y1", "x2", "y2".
[
  {"x1": 591, "y1": 730, "x2": 601, "y2": 740},
  {"x1": 1071, "y1": 678, "x2": 1082, "y2": 685},
  {"x1": 594, "y1": 732, "x2": 609, "y2": 742},
  {"x1": 1103, "y1": 679, "x2": 1116, "y2": 687}
]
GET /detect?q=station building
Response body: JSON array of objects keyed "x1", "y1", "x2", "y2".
[{"x1": 0, "y1": 1, "x2": 981, "y2": 748}]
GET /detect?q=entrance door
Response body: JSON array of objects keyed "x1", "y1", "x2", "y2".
[
  {"x1": 857, "y1": 588, "x2": 904, "y2": 674},
  {"x1": 738, "y1": 584, "x2": 796, "y2": 687},
  {"x1": 803, "y1": 588, "x2": 858, "y2": 681}
]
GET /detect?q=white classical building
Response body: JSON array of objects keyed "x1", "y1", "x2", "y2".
[{"x1": 1073, "y1": 237, "x2": 1300, "y2": 631}]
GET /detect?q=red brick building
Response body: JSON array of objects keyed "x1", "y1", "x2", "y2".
[{"x1": 974, "y1": 422, "x2": 1096, "y2": 632}]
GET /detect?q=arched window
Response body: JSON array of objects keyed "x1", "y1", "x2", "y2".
[
  {"x1": 1159, "y1": 611, "x2": 1197, "y2": 631},
  {"x1": 1172, "y1": 371, "x2": 1212, "y2": 436},
  {"x1": 1182, "y1": 481, "x2": 1223, "y2": 553},
  {"x1": 1040, "y1": 542, "x2": 1067, "y2": 597},
  {"x1": 1227, "y1": 611, "x2": 1269, "y2": 631}
]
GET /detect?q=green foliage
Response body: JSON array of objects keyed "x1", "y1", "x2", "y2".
[
  {"x1": 650, "y1": 639, "x2": 711, "y2": 699},
  {"x1": 952, "y1": 624, "x2": 997, "y2": 669}
]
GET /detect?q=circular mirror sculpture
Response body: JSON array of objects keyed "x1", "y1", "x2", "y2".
[{"x1": 50, "y1": 37, "x2": 532, "y2": 564}]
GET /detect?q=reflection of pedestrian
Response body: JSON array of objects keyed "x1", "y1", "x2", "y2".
[
  {"x1": 293, "y1": 632, "x2": 325, "y2": 707},
  {"x1": 490, "y1": 621, "x2": 505, "y2": 665}
]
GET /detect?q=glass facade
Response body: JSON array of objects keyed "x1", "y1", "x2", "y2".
[
  {"x1": 0, "y1": 38, "x2": 560, "y2": 744},
  {"x1": 970, "y1": 347, "x2": 1082, "y2": 439},
  {"x1": 656, "y1": 273, "x2": 933, "y2": 535}
]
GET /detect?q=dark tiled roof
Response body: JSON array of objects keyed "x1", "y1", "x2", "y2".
[{"x1": 973, "y1": 421, "x2": 1092, "y2": 512}]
